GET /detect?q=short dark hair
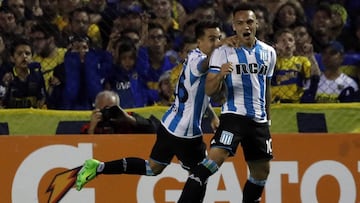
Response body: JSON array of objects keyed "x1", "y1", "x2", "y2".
[
  {"x1": 31, "y1": 22, "x2": 60, "y2": 39},
  {"x1": 273, "y1": 28, "x2": 294, "y2": 43},
  {"x1": 195, "y1": 20, "x2": 221, "y2": 39},
  {"x1": 114, "y1": 36, "x2": 137, "y2": 57},
  {"x1": 10, "y1": 37, "x2": 33, "y2": 55},
  {"x1": 232, "y1": 2, "x2": 256, "y2": 16}
]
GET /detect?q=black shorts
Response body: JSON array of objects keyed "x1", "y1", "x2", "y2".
[
  {"x1": 210, "y1": 113, "x2": 273, "y2": 161},
  {"x1": 150, "y1": 124, "x2": 207, "y2": 171}
]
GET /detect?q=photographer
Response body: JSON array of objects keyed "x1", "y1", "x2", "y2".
[{"x1": 81, "y1": 90, "x2": 158, "y2": 134}]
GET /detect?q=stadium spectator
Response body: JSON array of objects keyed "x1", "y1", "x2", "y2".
[
  {"x1": 135, "y1": 23, "x2": 176, "y2": 104},
  {"x1": 121, "y1": 29, "x2": 142, "y2": 50},
  {"x1": 62, "y1": 7, "x2": 102, "y2": 49},
  {"x1": 214, "y1": 0, "x2": 241, "y2": 36},
  {"x1": 272, "y1": 0, "x2": 306, "y2": 35},
  {"x1": 271, "y1": 28, "x2": 320, "y2": 103},
  {"x1": 0, "y1": 33, "x2": 12, "y2": 108},
  {"x1": 329, "y1": 3, "x2": 354, "y2": 52},
  {"x1": 293, "y1": 23, "x2": 313, "y2": 56},
  {"x1": 85, "y1": 0, "x2": 117, "y2": 49},
  {"x1": 0, "y1": 8, "x2": 23, "y2": 38},
  {"x1": 148, "y1": 0, "x2": 185, "y2": 33},
  {"x1": 155, "y1": 70, "x2": 172, "y2": 106},
  {"x1": 81, "y1": 90, "x2": 158, "y2": 134},
  {"x1": 104, "y1": 37, "x2": 150, "y2": 109},
  {"x1": 2, "y1": 38, "x2": 46, "y2": 108},
  {"x1": 4, "y1": 0, "x2": 32, "y2": 25},
  {"x1": 315, "y1": 41, "x2": 359, "y2": 103},
  {"x1": 254, "y1": 3, "x2": 272, "y2": 43},
  {"x1": 35, "y1": 0, "x2": 67, "y2": 32},
  {"x1": 148, "y1": 0, "x2": 183, "y2": 52},
  {"x1": 169, "y1": 36, "x2": 197, "y2": 90},
  {"x1": 61, "y1": 35, "x2": 112, "y2": 110},
  {"x1": 309, "y1": 2, "x2": 333, "y2": 53},
  {"x1": 30, "y1": 22, "x2": 67, "y2": 96}
]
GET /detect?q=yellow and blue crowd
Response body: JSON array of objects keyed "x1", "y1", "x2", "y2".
[{"x1": 0, "y1": 0, "x2": 359, "y2": 110}]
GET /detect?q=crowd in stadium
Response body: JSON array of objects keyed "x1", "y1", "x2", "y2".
[{"x1": 0, "y1": 0, "x2": 359, "y2": 110}]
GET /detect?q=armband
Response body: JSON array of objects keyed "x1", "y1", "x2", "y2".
[{"x1": 268, "y1": 120, "x2": 271, "y2": 126}]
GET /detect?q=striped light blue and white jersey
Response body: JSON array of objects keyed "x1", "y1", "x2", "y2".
[
  {"x1": 161, "y1": 48, "x2": 210, "y2": 138},
  {"x1": 209, "y1": 40, "x2": 276, "y2": 122}
]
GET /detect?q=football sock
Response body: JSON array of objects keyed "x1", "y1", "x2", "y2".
[
  {"x1": 242, "y1": 177, "x2": 266, "y2": 203},
  {"x1": 100, "y1": 158, "x2": 147, "y2": 175},
  {"x1": 178, "y1": 159, "x2": 218, "y2": 202}
]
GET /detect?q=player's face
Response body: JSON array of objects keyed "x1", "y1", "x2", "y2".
[
  {"x1": 198, "y1": 27, "x2": 221, "y2": 56},
  {"x1": 232, "y1": 10, "x2": 257, "y2": 47}
]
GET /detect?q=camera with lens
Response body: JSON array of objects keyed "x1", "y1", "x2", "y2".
[
  {"x1": 98, "y1": 106, "x2": 123, "y2": 127},
  {"x1": 101, "y1": 105, "x2": 123, "y2": 121}
]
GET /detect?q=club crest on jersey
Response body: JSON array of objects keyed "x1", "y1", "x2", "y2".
[{"x1": 260, "y1": 51, "x2": 269, "y2": 62}]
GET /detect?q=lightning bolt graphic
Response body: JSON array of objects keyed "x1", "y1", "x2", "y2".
[{"x1": 46, "y1": 167, "x2": 81, "y2": 203}]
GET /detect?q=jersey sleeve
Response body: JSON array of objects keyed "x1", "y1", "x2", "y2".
[
  {"x1": 209, "y1": 46, "x2": 227, "y2": 74},
  {"x1": 188, "y1": 52, "x2": 207, "y2": 77},
  {"x1": 267, "y1": 46, "x2": 277, "y2": 77}
]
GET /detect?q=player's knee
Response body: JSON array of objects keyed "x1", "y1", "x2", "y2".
[
  {"x1": 147, "y1": 160, "x2": 166, "y2": 176},
  {"x1": 248, "y1": 161, "x2": 270, "y2": 180}
]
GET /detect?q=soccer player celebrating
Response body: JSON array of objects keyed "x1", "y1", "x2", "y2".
[
  {"x1": 76, "y1": 20, "x2": 236, "y2": 202},
  {"x1": 178, "y1": 3, "x2": 277, "y2": 203}
]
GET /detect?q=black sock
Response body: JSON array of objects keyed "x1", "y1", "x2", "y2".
[
  {"x1": 242, "y1": 180, "x2": 264, "y2": 203},
  {"x1": 178, "y1": 164, "x2": 212, "y2": 203},
  {"x1": 101, "y1": 157, "x2": 146, "y2": 175}
]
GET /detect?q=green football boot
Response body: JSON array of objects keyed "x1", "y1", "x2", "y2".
[{"x1": 76, "y1": 159, "x2": 100, "y2": 191}]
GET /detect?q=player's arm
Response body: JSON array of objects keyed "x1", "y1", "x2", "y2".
[
  {"x1": 205, "y1": 63, "x2": 233, "y2": 96},
  {"x1": 200, "y1": 36, "x2": 237, "y2": 73}
]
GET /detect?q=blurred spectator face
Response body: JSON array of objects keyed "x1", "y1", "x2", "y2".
[
  {"x1": 7, "y1": 0, "x2": 25, "y2": 21},
  {"x1": 59, "y1": 0, "x2": 81, "y2": 14},
  {"x1": 322, "y1": 46, "x2": 343, "y2": 70},
  {"x1": 24, "y1": 20, "x2": 37, "y2": 39},
  {"x1": 151, "y1": 0, "x2": 172, "y2": 18},
  {"x1": 39, "y1": 0, "x2": 59, "y2": 18},
  {"x1": 277, "y1": 4, "x2": 296, "y2": 28},
  {"x1": 31, "y1": 31, "x2": 50, "y2": 57},
  {"x1": 159, "y1": 77, "x2": 172, "y2": 101},
  {"x1": 88, "y1": 0, "x2": 107, "y2": 13},
  {"x1": 122, "y1": 31, "x2": 141, "y2": 49},
  {"x1": 194, "y1": 7, "x2": 216, "y2": 21},
  {"x1": 179, "y1": 42, "x2": 197, "y2": 60},
  {"x1": 293, "y1": 25, "x2": 311, "y2": 44},
  {"x1": 276, "y1": 31, "x2": 296, "y2": 56},
  {"x1": 0, "y1": 11, "x2": 17, "y2": 33},
  {"x1": 331, "y1": 11, "x2": 343, "y2": 28},
  {"x1": 71, "y1": 40, "x2": 89, "y2": 62},
  {"x1": 312, "y1": 10, "x2": 331, "y2": 35},
  {"x1": 71, "y1": 11, "x2": 90, "y2": 35},
  {"x1": 147, "y1": 28, "x2": 166, "y2": 53},
  {"x1": 11, "y1": 44, "x2": 32, "y2": 69},
  {"x1": 119, "y1": 51, "x2": 136, "y2": 71},
  {"x1": 254, "y1": 9, "x2": 267, "y2": 33},
  {"x1": 122, "y1": 13, "x2": 142, "y2": 31}
]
